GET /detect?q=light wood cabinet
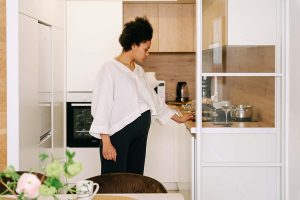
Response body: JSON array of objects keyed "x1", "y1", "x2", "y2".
[
  {"x1": 202, "y1": 0, "x2": 227, "y2": 50},
  {"x1": 123, "y1": 3, "x2": 159, "y2": 52},
  {"x1": 159, "y1": 4, "x2": 194, "y2": 52},
  {"x1": 123, "y1": 3, "x2": 195, "y2": 52}
]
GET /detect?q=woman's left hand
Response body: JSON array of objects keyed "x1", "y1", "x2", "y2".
[{"x1": 172, "y1": 113, "x2": 194, "y2": 123}]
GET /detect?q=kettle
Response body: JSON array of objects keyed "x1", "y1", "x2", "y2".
[{"x1": 176, "y1": 82, "x2": 189, "y2": 102}]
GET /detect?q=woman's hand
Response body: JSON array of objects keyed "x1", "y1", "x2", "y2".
[
  {"x1": 101, "y1": 134, "x2": 117, "y2": 162},
  {"x1": 171, "y1": 113, "x2": 194, "y2": 123}
]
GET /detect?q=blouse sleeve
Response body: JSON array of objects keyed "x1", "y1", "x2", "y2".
[
  {"x1": 89, "y1": 66, "x2": 114, "y2": 137},
  {"x1": 151, "y1": 88, "x2": 176, "y2": 124},
  {"x1": 144, "y1": 73, "x2": 176, "y2": 124}
]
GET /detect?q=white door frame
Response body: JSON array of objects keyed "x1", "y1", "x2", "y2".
[{"x1": 194, "y1": 0, "x2": 289, "y2": 199}]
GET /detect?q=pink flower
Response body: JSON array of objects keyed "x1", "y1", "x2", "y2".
[{"x1": 16, "y1": 173, "x2": 41, "y2": 199}]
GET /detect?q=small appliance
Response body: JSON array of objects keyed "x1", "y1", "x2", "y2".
[
  {"x1": 176, "y1": 82, "x2": 189, "y2": 102},
  {"x1": 156, "y1": 80, "x2": 166, "y2": 102}
]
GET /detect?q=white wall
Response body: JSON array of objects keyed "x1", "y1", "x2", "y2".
[
  {"x1": 66, "y1": 0, "x2": 122, "y2": 92},
  {"x1": 288, "y1": 0, "x2": 300, "y2": 199},
  {"x1": 227, "y1": 0, "x2": 277, "y2": 45},
  {"x1": 6, "y1": 0, "x2": 19, "y2": 168}
]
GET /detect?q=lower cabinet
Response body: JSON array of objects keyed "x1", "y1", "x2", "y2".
[
  {"x1": 177, "y1": 124, "x2": 194, "y2": 200},
  {"x1": 199, "y1": 130, "x2": 281, "y2": 200},
  {"x1": 144, "y1": 118, "x2": 194, "y2": 199},
  {"x1": 144, "y1": 120, "x2": 179, "y2": 188},
  {"x1": 201, "y1": 167, "x2": 280, "y2": 200}
]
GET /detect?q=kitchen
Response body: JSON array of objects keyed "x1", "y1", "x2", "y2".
[{"x1": 1, "y1": 0, "x2": 300, "y2": 200}]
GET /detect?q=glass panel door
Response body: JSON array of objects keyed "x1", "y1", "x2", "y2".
[{"x1": 200, "y1": 0, "x2": 280, "y2": 128}]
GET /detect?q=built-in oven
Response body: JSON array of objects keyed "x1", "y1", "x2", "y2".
[{"x1": 67, "y1": 102, "x2": 100, "y2": 147}]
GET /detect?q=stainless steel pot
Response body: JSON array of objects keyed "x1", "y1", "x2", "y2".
[{"x1": 232, "y1": 105, "x2": 253, "y2": 121}]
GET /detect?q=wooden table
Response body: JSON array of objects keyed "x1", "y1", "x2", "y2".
[{"x1": 1, "y1": 193, "x2": 184, "y2": 200}]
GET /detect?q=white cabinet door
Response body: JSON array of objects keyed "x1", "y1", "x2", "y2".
[
  {"x1": 227, "y1": 0, "x2": 278, "y2": 45},
  {"x1": 177, "y1": 124, "x2": 193, "y2": 200},
  {"x1": 144, "y1": 120, "x2": 178, "y2": 184},
  {"x1": 52, "y1": 27, "x2": 65, "y2": 159},
  {"x1": 19, "y1": 0, "x2": 65, "y2": 29},
  {"x1": 201, "y1": 167, "x2": 280, "y2": 200},
  {"x1": 19, "y1": 0, "x2": 39, "y2": 19},
  {"x1": 19, "y1": 13, "x2": 40, "y2": 171},
  {"x1": 38, "y1": 23, "x2": 52, "y2": 151},
  {"x1": 67, "y1": 0, "x2": 122, "y2": 92},
  {"x1": 201, "y1": 132, "x2": 280, "y2": 163},
  {"x1": 37, "y1": 0, "x2": 65, "y2": 29}
]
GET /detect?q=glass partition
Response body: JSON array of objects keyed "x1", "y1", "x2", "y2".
[
  {"x1": 202, "y1": 46, "x2": 276, "y2": 73},
  {"x1": 201, "y1": 76, "x2": 275, "y2": 128},
  {"x1": 201, "y1": 0, "x2": 279, "y2": 128}
]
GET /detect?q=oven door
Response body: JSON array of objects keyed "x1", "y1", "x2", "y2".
[{"x1": 67, "y1": 102, "x2": 100, "y2": 147}]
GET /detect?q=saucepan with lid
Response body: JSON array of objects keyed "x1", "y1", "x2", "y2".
[{"x1": 231, "y1": 105, "x2": 253, "y2": 122}]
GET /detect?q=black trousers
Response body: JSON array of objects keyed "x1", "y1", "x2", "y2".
[{"x1": 99, "y1": 110, "x2": 151, "y2": 175}]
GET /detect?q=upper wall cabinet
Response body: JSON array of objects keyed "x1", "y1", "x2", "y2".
[
  {"x1": 123, "y1": 3, "x2": 159, "y2": 52},
  {"x1": 123, "y1": 3, "x2": 195, "y2": 52},
  {"x1": 202, "y1": 0, "x2": 227, "y2": 49},
  {"x1": 159, "y1": 4, "x2": 194, "y2": 52},
  {"x1": 19, "y1": 0, "x2": 65, "y2": 29},
  {"x1": 202, "y1": 0, "x2": 277, "y2": 49},
  {"x1": 67, "y1": 0, "x2": 122, "y2": 92}
]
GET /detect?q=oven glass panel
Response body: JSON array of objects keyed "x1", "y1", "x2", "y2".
[
  {"x1": 67, "y1": 102, "x2": 99, "y2": 147},
  {"x1": 73, "y1": 107, "x2": 93, "y2": 139}
]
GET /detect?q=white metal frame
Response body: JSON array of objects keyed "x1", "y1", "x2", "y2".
[
  {"x1": 195, "y1": 0, "x2": 288, "y2": 199},
  {"x1": 195, "y1": 1, "x2": 202, "y2": 200},
  {"x1": 6, "y1": 0, "x2": 20, "y2": 168},
  {"x1": 283, "y1": 0, "x2": 289, "y2": 198}
]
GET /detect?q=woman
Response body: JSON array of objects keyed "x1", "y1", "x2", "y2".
[{"x1": 89, "y1": 17, "x2": 193, "y2": 175}]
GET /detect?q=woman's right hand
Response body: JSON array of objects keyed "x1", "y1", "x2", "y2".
[{"x1": 101, "y1": 134, "x2": 117, "y2": 162}]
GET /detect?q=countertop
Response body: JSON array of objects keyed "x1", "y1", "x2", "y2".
[
  {"x1": 202, "y1": 121, "x2": 274, "y2": 128},
  {"x1": 167, "y1": 104, "x2": 274, "y2": 131},
  {"x1": 168, "y1": 104, "x2": 196, "y2": 135}
]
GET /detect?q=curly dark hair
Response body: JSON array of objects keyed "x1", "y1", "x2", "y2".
[{"x1": 119, "y1": 16, "x2": 153, "y2": 52}]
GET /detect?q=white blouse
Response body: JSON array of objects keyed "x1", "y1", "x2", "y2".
[{"x1": 89, "y1": 59, "x2": 176, "y2": 139}]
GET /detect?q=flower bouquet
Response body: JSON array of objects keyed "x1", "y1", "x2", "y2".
[{"x1": 0, "y1": 150, "x2": 82, "y2": 200}]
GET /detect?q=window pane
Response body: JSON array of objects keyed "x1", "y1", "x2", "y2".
[
  {"x1": 202, "y1": 76, "x2": 275, "y2": 128},
  {"x1": 202, "y1": 46, "x2": 275, "y2": 73}
]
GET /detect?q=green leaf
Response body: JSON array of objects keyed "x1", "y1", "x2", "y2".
[
  {"x1": 17, "y1": 193, "x2": 24, "y2": 200},
  {"x1": 66, "y1": 150, "x2": 75, "y2": 160},
  {"x1": 44, "y1": 177, "x2": 63, "y2": 190},
  {"x1": 39, "y1": 153, "x2": 49, "y2": 162},
  {"x1": 3, "y1": 166, "x2": 19, "y2": 181}
]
